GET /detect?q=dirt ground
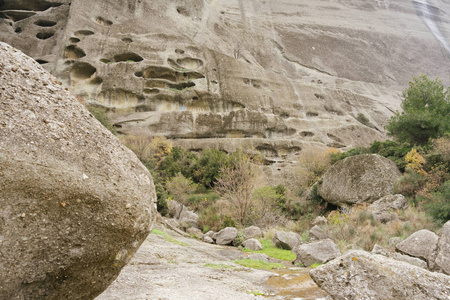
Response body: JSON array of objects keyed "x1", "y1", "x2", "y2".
[{"x1": 96, "y1": 225, "x2": 329, "y2": 300}]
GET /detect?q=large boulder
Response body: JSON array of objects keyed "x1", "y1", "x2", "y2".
[
  {"x1": 293, "y1": 239, "x2": 341, "y2": 266},
  {"x1": 372, "y1": 244, "x2": 427, "y2": 269},
  {"x1": 431, "y1": 221, "x2": 450, "y2": 275},
  {"x1": 310, "y1": 250, "x2": 450, "y2": 300},
  {"x1": 317, "y1": 154, "x2": 402, "y2": 206},
  {"x1": 243, "y1": 239, "x2": 263, "y2": 251},
  {"x1": 368, "y1": 194, "x2": 408, "y2": 223},
  {"x1": 244, "y1": 226, "x2": 263, "y2": 239},
  {"x1": 272, "y1": 231, "x2": 303, "y2": 250},
  {"x1": 396, "y1": 229, "x2": 439, "y2": 262},
  {"x1": 0, "y1": 43, "x2": 155, "y2": 299},
  {"x1": 213, "y1": 227, "x2": 238, "y2": 245},
  {"x1": 309, "y1": 225, "x2": 331, "y2": 241},
  {"x1": 178, "y1": 207, "x2": 199, "y2": 228}
]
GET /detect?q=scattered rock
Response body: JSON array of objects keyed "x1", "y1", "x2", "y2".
[
  {"x1": 213, "y1": 227, "x2": 238, "y2": 245},
  {"x1": 243, "y1": 239, "x2": 263, "y2": 251},
  {"x1": 203, "y1": 236, "x2": 214, "y2": 244},
  {"x1": 293, "y1": 239, "x2": 341, "y2": 266},
  {"x1": 272, "y1": 231, "x2": 303, "y2": 250},
  {"x1": 187, "y1": 227, "x2": 203, "y2": 239},
  {"x1": 312, "y1": 216, "x2": 328, "y2": 226},
  {"x1": 0, "y1": 42, "x2": 155, "y2": 300},
  {"x1": 167, "y1": 200, "x2": 183, "y2": 219},
  {"x1": 431, "y1": 221, "x2": 450, "y2": 275},
  {"x1": 396, "y1": 229, "x2": 439, "y2": 262},
  {"x1": 248, "y1": 253, "x2": 270, "y2": 262},
  {"x1": 204, "y1": 230, "x2": 215, "y2": 240},
  {"x1": 372, "y1": 244, "x2": 427, "y2": 269},
  {"x1": 368, "y1": 194, "x2": 408, "y2": 223},
  {"x1": 178, "y1": 207, "x2": 199, "y2": 228},
  {"x1": 244, "y1": 226, "x2": 263, "y2": 239},
  {"x1": 163, "y1": 217, "x2": 180, "y2": 229},
  {"x1": 310, "y1": 250, "x2": 450, "y2": 300},
  {"x1": 309, "y1": 226, "x2": 331, "y2": 241},
  {"x1": 317, "y1": 154, "x2": 402, "y2": 206}
]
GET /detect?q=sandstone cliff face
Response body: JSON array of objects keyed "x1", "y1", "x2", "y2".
[{"x1": 1, "y1": 0, "x2": 449, "y2": 161}]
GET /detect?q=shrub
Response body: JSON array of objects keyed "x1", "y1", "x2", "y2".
[
  {"x1": 355, "y1": 113, "x2": 375, "y2": 128},
  {"x1": 330, "y1": 147, "x2": 369, "y2": 164},
  {"x1": 166, "y1": 173, "x2": 197, "y2": 206},
  {"x1": 198, "y1": 205, "x2": 221, "y2": 232},
  {"x1": 395, "y1": 168, "x2": 427, "y2": 197},
  {"x1": 192, "y1": 148, "x2": 229, "y2": 188},
  {"x1": 121, "y1": 135, "x2": 172, "y2": 167},
  {"x1": 159, "y1": 147, "x2": 198, "y2": 180},
  {"x1": 386, "y1": 75, "x2": 450, "y2": 145},
  {"x1": 405, "y1": 149, "x2": 427, "y2": 176},
  {"x1": 369, "y1": 140, "x2": 411, "y2": 171},
  {"x1": 297, "y1": 147, "x2": 339, "y2": 187},
  {"x1": 88, "y1": 106, "x2": 116, "y2": 134}
]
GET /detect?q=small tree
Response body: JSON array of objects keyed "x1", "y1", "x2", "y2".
[
  {"x1": 386, "y1": 75, "x2": 449, "y2": 145},
  {"x1": 166, "y1": 173, "x2": 197, "y2": 206},
  {"x1": 214, "y1": 150, "x2": 259, "y2": 225}
]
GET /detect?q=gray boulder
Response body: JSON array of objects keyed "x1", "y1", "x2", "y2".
[
  {"x1": 248, "y1": 253, "x2": 270, "y2": 262},
  {"x1": 0, "y1": 43, "x2": 155, "y2": 300},
  {"x1": 310, "y1": 250, "x2": 450, "y2": 300},
  {"x1": 396, "y1": 229, "x2": 439, "y2": 262},
  {"x1": 312, "y1": 216, "x2": 328, "y2": 226},
  {"x1": 243, "y1": 239, "x2": 263, "y2": 251},
  {"x1": 372, "y1": 244, "x2": 427, "y2": 269},
  {"x1": 368, "y1": 194, "x2": 408, "y2": 223},
  {"x1": 388, "y1": 237, "x2": 403, "y2": 247},
  {"x1": 203, "y1": 236, "x2": 214, "y2": 244},
  {"x1": 293, "y1": 239, "x2": 341, "y2": 266},
  {"x1": 272, "y1": 231, "x2": 303, "y2": 250},
  {"x1": 187, "y1": 227, "x2": 203, "y2": 239},
  {"x1": 309, "y1": 225, "x2": 331, "y2": 241},
  {"x1": 244, "y1": 226, "x2": 263, "y2": 239},
  {"x1": 167, "y1": 200, "x2": 184, "y2": 219},
  {"x1": 317, "y1": 154, "x2": 402, "y2": 206},
  {"x1": 178, "y1": 207, "x2": 199, "y2": 228},
  {"x1": 432, "y1": 221, "x2": 450, "y2": 275},
  {"x1": 213, "y1": 227, "x2": 238, "y2": 245}
]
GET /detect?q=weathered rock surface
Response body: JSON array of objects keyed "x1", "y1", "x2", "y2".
[
  {"x1": 368, "y1": 194, "x2": 408, "y2": 223},
  {"x1": 2, "y1": 0, "x2": 450, "y2": 168},
  {"x1": 309, "y1": 226, "x2": 331, "y2": 241},
  {"x1": 396, "y1": 229, "x2": 439, "y2": 262},
  {"x1": 243, "y1": 239, "x2": 263, "y2": 251},
  {"x1": 294, "y1": 239, "x2": 341, "y2": 267},
  {"x1": 244, "y1": 226, "x2": 263, "y2": 240},
  {"x1": 0, "y1": 42, "x2": 155, "y2": 300},
  {"x1": 213, "y1": 227, "x2": 238, "y2": 246},
  {"x1": 372, "y1": 244, "x2": 427, "y2": 269},
  {"x1": 272, "y1": 231, "x2": 303, "y2": 250},
  {"x1": 187, "y1": 227, "x2": 203, "y2": 240},
  {"x1": 312, "y1": 216, "x2": 328, "y2": 227},
  {"x1": 178, "y1": 207, "x2": 199, "y2": 228},
  {"x1": 310, "y1": 250, "x2": 450, "y2": 300},
  {"x1": 431, "y1": 221, "x2": 450, "y2": 275},
  {"x1": 317, "y1": 154, "x2": 402, "y2": 206}
]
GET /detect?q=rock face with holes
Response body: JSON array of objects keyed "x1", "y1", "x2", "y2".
[
  {"x1": 0, "y1": 42, "x2": 155, "y2": 300},
  {"x1": 317, "y1": 154, "x2": 402, "y2": 206},
  {"x1": 1, "y1": 0, "x2": 450, "y2": 167}
]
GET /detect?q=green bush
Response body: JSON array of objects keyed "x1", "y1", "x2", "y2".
[
  {"x1": 221, "y1": 215, "x2": 237, "y2": 229},
  {"x1": 369, "y1": 140, "x2": 411, "y2": 171},
  {"x1": 423, "y1": 180, "x2": 450, "y2": 224},
  {"x1": 355, "y1": 113, "x2": 375, "y2": 128},
  {"x1": 386, "y1": 75, "x2": 450, "y2": 145},
  {"x1": 88, "y1": 106, "x2": 116, "y2": 134},
  {"x1": 395, "y1": 168, "x2": 427, "y2": 197},
  {"x1": 330, "y1": 147, "x2": 369, "y2": 164},
  {"x1": 198, "y1": 205, "x2": 221, "y2": 232},
  {"x1": 192, "y1": 149, "x2": 229, "y2": 188},
  {"x1": 159, "y1": 147, "x2": 198, "y2": 180}
]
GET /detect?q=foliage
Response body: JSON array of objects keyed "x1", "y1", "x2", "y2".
[
  {"x1": 249, "y1": 186, "x2": 285, "y2": 228},
  {"x1": 395, "y1": 168, "x2": 427, "y2": 197},
  {"x1": 386, "y1": 75, "x2": 450, "y2": 145},
  {"x1": 192, "y1": 149, "x2": 229, "y2": 188},
  {"x1": 369, "y1": 140, "x2": 412, "y2": 171},
  {"x1": 242, "y1": 238, "x2": 296, "y2": 261},
  {"x1": 159, "y1": 147, "x2": 198, "y2": 180},
  {"x1": 330, "y1": 147, "x2": 369, "y2": 165},
  {"x1": 121, "y1": 135, "x2": 172, "y2": 167},
  {"x1": 355, "y1": 113, "x2": 375, "y2": 128},
  {"x1": 186, "y1": 192, "x2": 220, "y2": 211},
  {"x1": 405, "y1": 149, "x2": 427, "y2": 176},
  {"x1": 233, "y1": 259, "x2": 286, "y2": 270},
  {"x1": 221, "y1": 215, "x2": 237, "y2": 229},
  {"x1": 215, "y1": 149, "x2": 260, "y2": 224},
  {"x1": 310, "y1": 263, "x2": 323, "y2": 268},
  {"x1": 198, "y1": 205, "x2": 221, "y2": 232},
  {"x1": 151, "y1": 229, "x2": 188, "y2": 246},
  {"x1": 297, "y1": 148, "x2": 339, "y2": 189},
  {"x1": 88, "y1": 106, "x2": 116, "y2": 134},
  {"x1": 166, "y1": 173, "x2": 197, "y2": 206},
  {"x1": 432, "y1": 136, "x2": 450, "y2": 163}
]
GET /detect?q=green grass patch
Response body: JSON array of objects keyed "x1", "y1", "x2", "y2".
[
  {"x1": 151, "y1": 229, "x2": 188, "y2": 246},
  {"x1": 234, "y1": 259, "x2": 286, "y2": 270},
  {"x1": 248, "y1": 291, "x2": 265, "y2": 296},
  {"x1": 204, "y1": 263, "x2": 235, "y2": 269},
  {"x1": 310, "y1": 263, "x2": 323, "y2": 268},
  {"x1": 242, "y1": 238, "x2": 296, "y2": 261}
]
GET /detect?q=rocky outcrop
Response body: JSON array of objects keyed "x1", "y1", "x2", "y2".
[
  {"x1": 310, "y1": 250, "x2": 450, "y2": 300},
  {"x1": 317, "y1": 154, "x2": 402, "y2": 206},
  {"x1": 2, "y1": 0, "x2": 450, "y2": 168},
  {"x1": 213, "y1": 227, "x2": 238, "y2": 246},
  {"x1": 187, "y1": 227, "x2": 203, "y2": 240},
  {"x1": 0, "y1": 42, "x2": 155, "y2": 300},
  {"x1": 272, "y1": 231, "x2": 303, "y2": 250},
  {"x1": 396, "y1": 229, "x2": 439, "y2": 262},
  {"x1": 244, "y1": 226, "x2": 263, "y2": 240},
  {"x1": 293, "y1": 239, "x2": 341, "y2": 267},
  {"x1": 432, "y1": 221, "x2": 450, "y2": 275},
  {"x1": 243, "y1": 239, "x2": 263, "y2": 251},
  {"x1": 372, "y1": 244, "x2": 427, "y2": 269},
  {"x1": 368, "y1": 194, "x2": 408, "y2": 223},
  {"x1": 309, "y1": 226, "x2": 331, "y2": 241}
]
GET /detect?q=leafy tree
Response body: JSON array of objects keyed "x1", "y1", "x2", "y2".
[
  {"x1": 386, "y1": 75, "x2": 449, "y2": 145},
  {"x1": 193, "y1": 149, "x2": 229, "y2": 188},
  {"x1": 159, "y1": 147, "x2": 198, "y2": 180},
  {"x1": 166, "y1": 173, "x2": 197, "y2": 206}
]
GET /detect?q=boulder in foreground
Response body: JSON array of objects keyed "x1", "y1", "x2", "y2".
[
  {"x1": 310, "y1": 250, "x2": 450, "y2": 300},
  {"x1": 0, "y1": 42, "x2": 155, "y2": 300}
]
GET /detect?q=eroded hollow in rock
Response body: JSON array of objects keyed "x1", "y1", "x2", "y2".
[
  {"x1": 36, "y1": 31, "x2": 55, "y2": 40},
  {"x1": 64, "y1": 45, "x2": 86, "y2": 59},
  {"x1": 96, "y1": 16, "x2": 113, "y2": 26},
  {"x1": 121, "y1": 38, "x2": 132, "y2": 43},
  {"x1": 168, "y1": 81, "x2": 195, "y2": 91},
  {"x1": 113, "y1": 52, "x2": 143, "y2": 63},
  {"x1": 300, "y1": 131, "x2": 315, "y2": 137},
  {"x1": 36, "y1": 59, "x2": 48, "y2": 64},
  {"x1": 34, "y1": 19, "x2": 56, "y2": 27},
  {"x1": 69, "y1": 37, "x2": 80, "y2": 43},
  {"x1": 177, "y1": 57, "x2": 203, "y2": 70},
  {"x1": 141, "y1": 66, "x2": 177, "y2": 81},
  {"x1": 0, "y1": 0, "x2": 63, "y2": 11},
  {"x1": 306, "y1": 112, "x2": 319, "y2": 117},
  {"x1": 74, "y1": 30, "x2": 94, "y2": 37},
  {"x1": 70, "y1": 62, "x2": 96, "y2": 80},
  {"x1": 1, "y1": 10, "x2": 36, "y2": 21}
]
